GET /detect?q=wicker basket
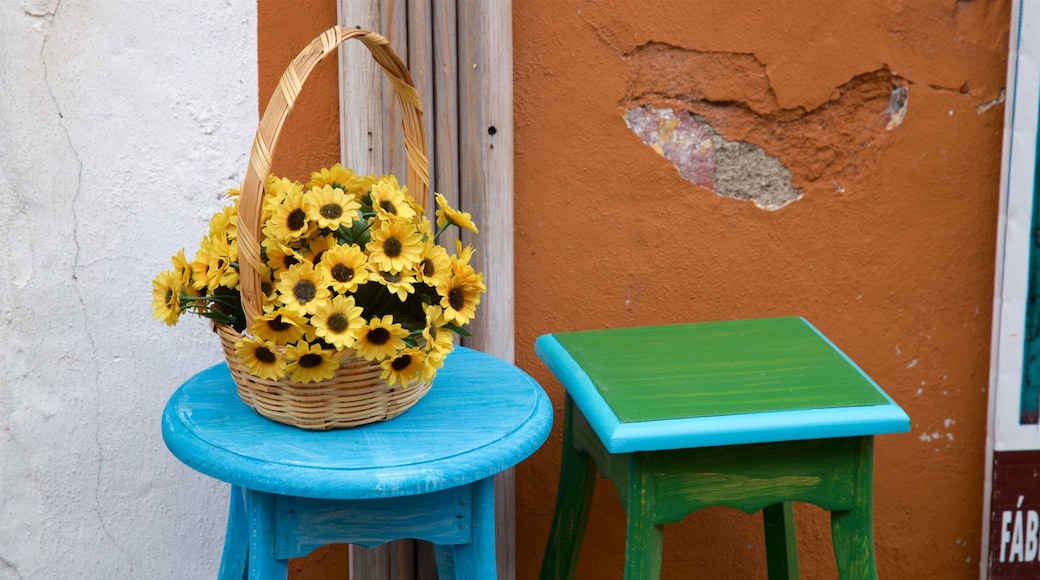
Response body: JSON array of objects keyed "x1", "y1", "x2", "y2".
[{"x1": 220, "y1": 26, "x2": 433, "y2": 430}]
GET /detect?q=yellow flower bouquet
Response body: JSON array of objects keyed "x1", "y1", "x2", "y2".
[
  {"x1": 153, "y1": 164, "x2": 485, "y2": 427},
  {"x1": 150, "y1": 24, "x2": 495, "y2": 429}
]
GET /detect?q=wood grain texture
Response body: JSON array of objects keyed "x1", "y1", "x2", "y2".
[
  {"x1": 540, "y1": 395, "x2": 879, "y2": 579},
  {"x1": 763, "y1": 502, "x2": 800, "y2": 579},
  {"x1": 338, "y1": 0, "x2": 383, "y2": 177},
  {"x1": 551, "y1": 317, "x2": 888, "y2": 421},
  {"x1": 536, "y1": 317, "x2": 910, "y2": 453},
  {"x1": 458, "y1": 0, "x2": 515, "y2": 363},
  {"x1": 335, "y1": 2, "x2": 515, "y2": 576},
  {"x1": 163, "y1": 347, "x2": 551, "y2": 500},
  {"x1": 165, "y1": 347, "x2": 552, "y2": 579}
]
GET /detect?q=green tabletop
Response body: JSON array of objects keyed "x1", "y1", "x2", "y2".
[{"x1": 536, "y1": 317, "x2": 909, "y2": 452}]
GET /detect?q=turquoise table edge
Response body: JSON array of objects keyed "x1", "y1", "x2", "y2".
[
  {"x1": 162, "y1": 346, "x2": 554, "y2": 500},
  {"x1": 534, "y1": 317, "x2": 910, "y2": 454}
]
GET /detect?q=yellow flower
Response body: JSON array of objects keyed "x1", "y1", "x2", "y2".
[
  {"x1": 307, "y1": 163, "x2": 357, "y2": 190},
  {"x1": 263, "y1": 241, "x2": 302, "y2": 276},
  {"x1": 423, "y1": 305, "x2": 455, "y2": 355},
  {"x1": 190, "y1": 236, "x2": 214, "y2": 290},
  {"x1": 307, "y1": 164, "x2": 373, "y2": 199},
  {"x1": 275, "y1": 262, "x2": 332, "y2": 316},
  {"x1": 152, "y1": 270, "x2": 181, "y2": 326},
  {"x1": 450, "y1": 241, "x2": 487, "y2": 291},
  {"x1": 300, "y1": 233, "x2": 339, "y2": 265},
  {"x1": 264, "y1": 187, "x2": 312, "y2": 243},
  {"x1": 354, "y1": 315, "x2": 408, "y2": 361},
  {"x1": 380, "y1": 347, "x2": 426, "y2": 387},
  {"x1": 209, "y1": 204, "x2": 238, "y2": 241},
  {"x1": 285, "y1": 342, "x2": 339, "y2": 383},
  {"x1": 318, "y1": 244, "x2": 369, "y2": 294},
  {"x1": 370, "y1": 266, "x2": 416, "y2": 301},
  {"x1": 369, "y1": 176, "x2": 416, "y2": 222},
  {"x1": 453, "y1": 239, "x2": 475, "y2": 265},
  {"x1": 251, "y1": 308, "x2": 307, "y2": 345},
  {"x1": 204, "y1": 234, "x2": 238, "y2": 292},
  {"x1": 438, "y1": 274, "x2": 483, "y2": 325},
  {"x1": 417, "y1": 241, "x2": 452, "y2": 288},
  {"x1": 234, "y1": 336, "x2": 286, "y2": 381},
  {"x1": 422, "y1": 305, "x2": 454, "y2": 379},
  {"x1": 263, "y1": 176, "x2": 302, "y2": 221},
  {"x1": 171, "y1": 248, "x2": 195, "y2": 291},
  {"x1": 304, "y1": 184, "x2": 360, "y2": 231},
  {"x1": 311, "y1": 295, "x2": 365, "y2": 349},
  {"x1": 434, "y1": 193, "x2": 479, "y2": 234},
  {"x1": 367, "y1": 221, "x2": 423, "y2": 273}
]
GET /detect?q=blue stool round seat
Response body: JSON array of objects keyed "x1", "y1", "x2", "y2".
[{"x1": 163, "y1": 346, "x2": 552, "y2": 579}]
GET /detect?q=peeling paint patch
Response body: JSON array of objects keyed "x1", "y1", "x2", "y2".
[
  {"x1": 625, "y1": 106, "x2": 801, "y2": 210},
  {"x1": 976, "y1": 88, "x2": 1005, "y2": 114},
  {"x1": 885, "y1": 84, "x2": 909, "y2": 130},
  {"x1": 622, "y1": 44, "x2": 909, "y2": 201}
]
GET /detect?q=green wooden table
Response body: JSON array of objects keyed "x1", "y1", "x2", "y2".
[{"x1": 535, "y1": 317, "x2": 909, "y2": 579}]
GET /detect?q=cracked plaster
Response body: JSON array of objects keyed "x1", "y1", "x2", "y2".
[
  {"x1": 1, "y1": 2, "x2": 257, "y2": 578},
  {"x1": 624, "y1": 106, "x2": 801, "y2": 210}
]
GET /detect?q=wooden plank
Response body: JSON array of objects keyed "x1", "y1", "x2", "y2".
[
  {"x1": 433, "y1": 0, "x2": 460, "y2": 214},
  {"x1": 408, "y1": 0, "x2": 436, "y2": 211},
  {"x1": 340, "y1": 2, "x2": 515, "y2": 578},
  {"x1": 341, "y1": 3, "x2": 394, "y2": 578},
  {"x1": 338, "y1": 0, "x2": 384, "y2": 176},
  {"x1": 381, "y1": 0, "x2": 409, "y2": 185},
  {"x1": 458, "y1": 0, "x2": 514, "y2": 362},
  {"x1": 458, "y1": 5, "x2": 516, "y2": 579}
]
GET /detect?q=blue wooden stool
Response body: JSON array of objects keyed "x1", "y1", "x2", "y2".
[
  {"x1": 535, "y1": 317, "x2": 910, "y2": 579},
  {"x1": 163, "y1": 347, "x2": 552, "y2": 579}
]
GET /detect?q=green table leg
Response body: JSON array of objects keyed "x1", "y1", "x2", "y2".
[
  {"x1": 540, "y1": 395, "x2": 597, "y2": 580},
  {"x1": 830, "y1": 436, "x2": 877, "y2": 580},
  {"x1": 623, "y1": 464, "x2": 664, "y2": 580},
  {"x1": 763, "y1": 502, "x2": 799, "y2": 580}
]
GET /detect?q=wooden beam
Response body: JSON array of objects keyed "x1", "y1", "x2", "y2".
[
  {"x1": 459, "y1": 4, "x2": 516, "y2": 580},
  {"x1": 340, "y1": 1, "x2": 515, "y2": 578}
]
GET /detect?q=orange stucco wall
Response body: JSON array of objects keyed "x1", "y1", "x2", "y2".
[{"x1": 261, "y1": 1, "x2": 1010, "y2": 577}]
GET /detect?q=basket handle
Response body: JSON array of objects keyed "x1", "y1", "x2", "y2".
[{"x1": 237, "y1": 26, "x2": 429, "y2": 329}]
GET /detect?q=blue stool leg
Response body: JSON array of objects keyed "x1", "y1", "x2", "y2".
[
  {"x1": 244, "y1": 489, "x2": 289, "y2": 580},
  {"x1": 218, "y1": 485, "x2": 248, "y2": 580},
  {"x1": 434, "y1": 477, "x2": 497, "y2": 579}
]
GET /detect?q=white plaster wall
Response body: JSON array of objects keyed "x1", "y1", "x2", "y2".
[{"x1": 1, "y1": 1, "x2": 258, "y2": 577}]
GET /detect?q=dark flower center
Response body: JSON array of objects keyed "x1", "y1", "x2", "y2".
[
  {"x1": 367, "y1": 327, "x2": 391, "y2": 345},
  {"x1": 254, "y1": 347, "x2": 277, "y2": 364},
  {"x1": 391, "y1": 354, "x2": 412, "y2": 371},
  {"x1": 381, "y1": 271, "x2": 402, "y2": 284},
  {"x1": 267, "y1": 315, "x2": 291, "y2": 332},
  {"x1": 287, "y1": 208, "x2": 307, "y2": 231},
  {"x1": 298, "y1": 353, "x2": 324, "y2": 368},
  {"x1": 383, "y1": 237, "x2": 403, "y2": 258},
  {"x1": 448, "y1": 288, "x2": 465, "y2": 311},
  {"x1": 165, "y1": 288, "x2": 173, "y2": 305},
  {"x1": 320, "y1": 203, "x2": 343, "y2": 220},
  {"x1": 421, "y1": 258, "x2": 434, "y2": 277},
  {"x1": 330, "y1": 263, "x2": 354, "y2": 283},
  {"x1": 379, "y1": 200, "x2": 397, "y2": 215},
  {"x1": 293, "y1": 280, "x2": 317, "y2": 303},
  {"x1": 327, "y1": 313, "x2": 348, "y2": 333},
  {"x1": 283, "y1": 254, "x2": 299, "y2": 269}
]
